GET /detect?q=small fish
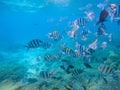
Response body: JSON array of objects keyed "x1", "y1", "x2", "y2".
[
  {"x1": 65, "y1": 84, "x2": 73, "y2": 90},
  {"x1": 25, "y1": 39, "x2": 42, "y2": 50},
  {"x1": 75, "y1": 18, "x2": 88, "y2": 27},
  {"x1": 83, "y1": 62, "x2": 92, "y2": 68},
  {"x1": 53, "y1": 54, "x2": 61, "y2": 60},
  {"x1": 75, "y1": 42, "x2": 85, "y2": 55},
  {"x1": 72, "y1": 69, "x2": 84, "y2": 77},
  {"x1": 61, "y1": 47, "x2": 74, "y2": 55},
  {"x1": 44, "y1": 53, "x2": 53, "y2": 61},
  {"x1": 39, "y1": 71, "x2": 54, "y2": 79},
  {"x1": 98, "y1": 65, "x2": 115, "y2": 75},
  {"x1": 95, "y1": 9, "x2": 108, "y2": 25},
  {"x1": 48, "y1": 31, "x2": 62, "y2": 41}
]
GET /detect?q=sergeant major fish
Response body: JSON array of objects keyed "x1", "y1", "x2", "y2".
[
  {"x1": 98, "y1": 65, "x2": 116, "y2": 75},
  {"x1": 25, "y1": 39, "x2": 43, "y2": 50},
  {"x1": 72, "y1": 69, "x2": 84, "y2": 77},
  {"x1": 75, "y1": 42, "x2": 86, "y2": 55},
  {"x1": 47, "y1": 31, "x2": 62, "y2": 41},
  {"x1": 39, "y1": 71, "x2": 55, "y2": 79},
  {"x1": 44, "y1": 53, "x2": 53, "y2": 61},
  {"x1": 74, "y1": 18, "x2": 88, "y2": 28}
]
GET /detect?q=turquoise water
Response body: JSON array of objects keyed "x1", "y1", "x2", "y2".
[{"x1": 0, "y1": 0, "x2": 120, "y2": 90}]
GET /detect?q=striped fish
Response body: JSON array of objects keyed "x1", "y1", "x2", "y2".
[
  {"x1": 72, "y1": 69, "x2": 84, "y2": 77},
  {"x1": 61, "y1": 47, "x2": 74, "y2": 55},
  {"x1": 75, "y1": 18, "x2": 88, "y2": 27},
  {"x1": 76, "y1": 43, "x2": 85, "y2": 55},
  {"x1": 53, "y1": 54, "x2": 61, "y2": 60},
  {"x1": 39, "y1": 71, "x2": 54, "y2": 79},
  {"x1": 44, "y1": 53, "x2": 53, "y2": 61},
  {"x1": 48, "y1": 31, "x2": 62, "y2": 41},
  {"x1": 98, "y1": 65, "x2": 115, "y2": 75},
  {"x1": 26, "y1": 39, "x2": 42, "y2": 50},
  {"x1": 65, "y1": 84, "x2": 73, "y2": 90}
]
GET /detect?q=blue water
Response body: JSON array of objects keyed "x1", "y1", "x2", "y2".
[{"x1": 0, "y1": 0, "x2": 120, "y2": 90}]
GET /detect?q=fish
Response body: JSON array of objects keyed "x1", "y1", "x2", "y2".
[
  {"x1": 25, "y1": 39, "x2": 42, "y2": 50},
  {"x1": 44, "y1": 53, "x2": 53, "y2": 61},
  {"x1": 75, "y1": 42, "x2": 85, "y2": 55},
  {"x1": 82, "y1": 62, "x2": 92, "y2": 68},
  {"x1": 48, "y1": 31, "x2": 62, "y2": 41},
  {"x1": 61, "y1": 47, "x2": 74, "y2": 55},
  {"x1": 98, "y1": 65, "x2": 115, "y2": 75},
  {"x1": 53, "y1": 54, "x2": 61, "y2": 60},
  {"x1": 75, "y1": 18, "x2": 88, "y2": 27},
  {"x1": 65, "y1": 84, "x2": 73, "y2": 90},
  {"x1": 95, "y1": 9, "x2": 108, "y2": 25},
  {"x1": 72, "y1": 69, "x2": 84, "y2": 77},
  {"x1": 39, "y1": 71, "x2": 54, "y2": 79}
]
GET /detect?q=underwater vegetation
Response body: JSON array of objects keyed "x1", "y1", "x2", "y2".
[{"x1": 0, "y1": 62, "x2": 26, "y2": 82}]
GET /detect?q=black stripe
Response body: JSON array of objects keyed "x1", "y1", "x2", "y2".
[
  {"x1": 105, "y1": 66, "x2": 110, "y2": 74},
  {"x1": 30, "y1": 41, "x2": 35, "y2": 48},
  {"x1": 76, "y1": 69, "x2": 79, "y2": 75},
  {"x1": 35, "y1": 40, "x2": 40, "y2": 47},
  {"x1": 34, "y1": 40, "x2": 38, "y2": 47},
  {"x1": 80, "y1": 18, "x2": 82, "y2": 26},
  {"x1": 32, "y1": 40, "x2": 36, "y2": 48}
]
